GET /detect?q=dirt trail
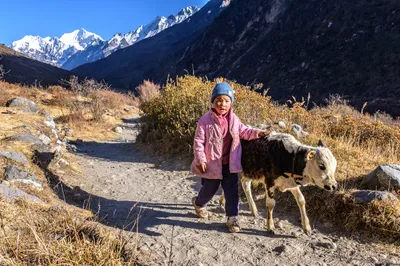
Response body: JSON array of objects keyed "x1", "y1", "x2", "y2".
[{"x1": 70, "y1": 116, "x2": 399, "y2": 266}]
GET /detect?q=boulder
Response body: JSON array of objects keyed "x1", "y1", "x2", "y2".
[
  {"x1": 278, "y1": 121, "x2": 286, "y2": 128},
  {"x1": 0, "y1": 150, "x2": 28, "y2": 165},
  {"x1": 0, "y1": 184, "x2": 42, "y2": 203},
  {"x1": 6, "y1": 97, "x2": 39, "y2": 112},
  {"x1": 353, "y1": 190, "x2": 398, "y2": 203},
  {"x1": 4, "y1": 165, "x2": 38, "y2": 182},
  {"x1": 39, "y1": 134, "x2": 51, "y2": 145},
  {"x1": 4, "y1": 134, "x2": 43, "y2": 144},
  {"x1": 361, "y1": 164, "x2": 400, "y2": 190},
  {"x1": 114, "y1": 126, "x2": 123, "y2": 133}
]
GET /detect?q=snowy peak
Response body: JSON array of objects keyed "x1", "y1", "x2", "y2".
[
  {"x1": 60, "y1": 28, "x2": 103, "y2": 50},
  {"x1": 177, "y1": 6, "x2": 199, "y2": 17},
  {"x1": 10, "y1": 5, "x2": 199, "y2": 70},
  {"x1": 120, "y1": 5, "x2": 200, "y2": 46},
  {"x1": 61, "y1": 5, "x2": 200, "y2": 70},
  {"x1": 10, "y1": 28, "x2": 104, "y2": 67}
]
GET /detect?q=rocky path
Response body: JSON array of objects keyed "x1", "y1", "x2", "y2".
[{"x1": 70, "y1": 116, "x2": 399, "y2": 266}]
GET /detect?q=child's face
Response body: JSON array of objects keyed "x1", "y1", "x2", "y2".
[{"x1": 212, "y1": 95, "x2": 231, "y2": 115}]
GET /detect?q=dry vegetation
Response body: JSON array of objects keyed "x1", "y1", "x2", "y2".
[
  {"x1": 0, "y1": 80, "x2": 141, "y2": 264},
  {"x1": 0, "y1": 78, "x2": 139, "y2": 141},
  {"x1": 139, "y1": 75, "x2": 400, "y2": 239}
]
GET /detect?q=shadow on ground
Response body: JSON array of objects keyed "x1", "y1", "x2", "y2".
[
  {"x1": 48, "y1": 173, "x2": 296, "y2": 239},
  {"x1": 69, "y1": 139, "x2": 191, "y2": 172}
]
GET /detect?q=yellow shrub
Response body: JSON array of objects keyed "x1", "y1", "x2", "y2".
[{"x1": 139, "y1": 75, "x2": 273, "y2": 154}]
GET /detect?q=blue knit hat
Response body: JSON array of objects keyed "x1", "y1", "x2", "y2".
[{"x1": 210, "y1": 81, "x2": 235, "y2": 104}]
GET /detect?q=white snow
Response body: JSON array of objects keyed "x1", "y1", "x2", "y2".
[{"x1": 9, "y1": 6, "x2": 199, "y2": 68}]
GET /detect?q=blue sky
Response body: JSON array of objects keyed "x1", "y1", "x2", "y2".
[{"x1": 0, "y1": 0, "x2": 208, "y2": 46}]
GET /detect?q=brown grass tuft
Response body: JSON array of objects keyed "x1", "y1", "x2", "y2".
[
  {"x1": 136, "y1": 80, "x2": 160, "y2": 104},
  {"x1": 0, "y1": 199, "x2": 139, "y2": 265}
]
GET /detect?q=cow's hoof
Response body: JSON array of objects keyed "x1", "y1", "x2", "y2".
[
  {"x1": 303, "y1": 227, "x2": 312, "y2": 235},
  {"x1": 251, "y1": 211, "x2": 259, "y2": 217},
  {"x1": 266, "y1": 229, "x2": 276, "y2": 235}
]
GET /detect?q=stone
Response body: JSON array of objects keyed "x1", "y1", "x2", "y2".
[
  {"x1": 66, "y1": 144, "x2": 77, "y2": 152},
  {"x1": 4, "y1": 134, "x2": 43, "y2": 144},
  {"x1": 114, "y1": 126, "x2": 123, "y2": 133},
  {"x1": 291, "y1": 124, "x2": 309, "y2": 138},
  {"x1": 278, "y1": 121, "x2": 286, "y2": 128},
  {"x1": 0, "y1": 184, "x2": 42, "y2": 203},
  {"x1": 39, "y1": 134, "x2": 51, "y2": 145},
  {"x1": 371, "y1": 257, "x2": 379, "y2": 263},
  {"x1": 0, "y1": 150, "x2": 28, "y2": 165},
  {"x1": 8, "y1": 179, "x2": 43, "y2": 190},
  {"x1": 310, "y1": 239, "x2": 337, "y2": 250},
  {"x1": 4, "y1": 165, "x2": 37, "y2": 182},
  {"x1": 57, "y1": 159, "x2": 70, "y2": 167},
  {"x1": 361, "y1": 164, "x2": 400, "y2": 190},
  {"x1": 6, "y1": 97, "x2": 39, "y2": 112},
  {"x1": 44, "y1": 119, "x2": 56, "y2": 129},
  {"x1": 65, "y1": 128, "x2": 73, "y2": 137},
  {"x1": 353, "y1": 190, "x2": 398, "y2": 203}
]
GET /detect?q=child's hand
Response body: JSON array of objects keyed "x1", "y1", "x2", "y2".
[
  {"x1": 258, "y1": 129, "x2": 274, "y2": 137},
  {"x1": 196, "y1": 162, "x2": 207, "y2": 173}
]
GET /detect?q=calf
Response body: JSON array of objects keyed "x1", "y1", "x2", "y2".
[{"x1": 220, "y1": 132, "x2": 337, "y2": 234}]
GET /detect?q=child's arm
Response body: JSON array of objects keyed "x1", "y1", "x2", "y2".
[
  {"x1": 238, "y1": 121, "x2": 274, "y2": 140},
  {"x1": 238, "y1": 122, "x2": 260, "y2": 140},
  {"x1": 193, "y1": 122, "x2": 207, "y2": 170}
]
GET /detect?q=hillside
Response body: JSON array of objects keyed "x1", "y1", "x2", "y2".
[
  {"x1": 73, "y1": 0, "x2": 400, "y2": 117},
  {"x1": 0, "y1": 44, "x2": 73, "y2": 86},
  {"x1": 72, "y1": 0, "x2": 228, "y2": 90},
  {"x1": 175, "y1": 0, "x2": 400, "y2": 116}
]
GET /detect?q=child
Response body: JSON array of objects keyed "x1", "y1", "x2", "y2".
[{"x1": 191, "y1": 81, "x2": 270, "y2": 233}]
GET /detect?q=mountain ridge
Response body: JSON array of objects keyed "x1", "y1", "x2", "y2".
[
  {"x1": 11, "y1": 28, "x2": 103, "y2": 67},
  {"x1": 72, "y1": 0, "x2": 229, "y2": 90},
  {"x1": 0, "y1": 44, "x2": 73, "y2": 86},
  {"x1": 10, "y1": 6, "x2": 199, "y2": 70}
]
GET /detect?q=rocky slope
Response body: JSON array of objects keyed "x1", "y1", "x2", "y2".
[
  {"x1": 74, "y1": 0, "x2": 400, "y2": 116},
  {"x1": 175, "y1": 0, "x2": 400, "y2": 116},
  {"x1": 0, "y1": 44, "x2": 72, "y2": 86}
]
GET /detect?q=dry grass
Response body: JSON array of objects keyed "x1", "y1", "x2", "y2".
[
  {"x1": 136, "y1": 80, "x2": 160, "y2": 104},
  {"x1": 0, "y1": 199, "x2": 139, "y2": 265},
  {"x1": 0, "y1": 81, "x2": 139, "y2": 141},
  {"x1": 139, "y1": 75, "x2": 400, "y2": 239},
  {"x1": 0, "y1": 81, "x2": 144, "y2": 264}
]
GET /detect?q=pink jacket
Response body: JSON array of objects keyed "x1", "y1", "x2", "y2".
[{"x1": 191, "y1": 109, "x2": 260, "y2": 179}]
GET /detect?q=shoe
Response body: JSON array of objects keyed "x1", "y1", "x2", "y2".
[
  {"x1": 192, "y1": 197, "x2": 208, "y2": 219},
  {"x1": 226, "y1": 216, "x2": 241, "y2": 233}
]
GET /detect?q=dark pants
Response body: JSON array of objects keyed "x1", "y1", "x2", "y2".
[{"x1": 195, "y1": 164, "x2": 239, "y2": 217}]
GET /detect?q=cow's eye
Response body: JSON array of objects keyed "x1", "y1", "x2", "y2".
[{"x1": 319, "y1": 164, "x2": 326, "y2": 170}]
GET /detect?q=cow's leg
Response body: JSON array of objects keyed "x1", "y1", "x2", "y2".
[
  {"x1": 241, "y1": 178, "x2": 258, "y2": 216},
  {"x1": 290, "y1": 187, "x2": 311, "y2": 235},
  {"x1": 265, "y1": 187, "x2": 276, "y2": 231},
  {"x1": 219, "y1": 192, "x2": 225, "y2": 210}
]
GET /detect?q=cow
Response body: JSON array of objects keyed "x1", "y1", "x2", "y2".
[{"x1": 220, "y1": 132, "x2": 337, "y2": 234}]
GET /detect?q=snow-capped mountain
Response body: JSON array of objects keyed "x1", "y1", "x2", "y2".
[
  {"x1": 62, "y1": 6, "x2": 199, "y2": 70},
  {"x1": 10, "y1": 28, "x2": 103, "y2": 67}
]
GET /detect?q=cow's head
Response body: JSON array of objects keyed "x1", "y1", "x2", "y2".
[{"x1": 301, "y1": 140, "x2": 337, "y2": 191}]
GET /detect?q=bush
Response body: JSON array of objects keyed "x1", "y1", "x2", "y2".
[
  {"x1": 138, "y1": 75, "x2": 273, "y2": 154},
  {"x1": 136, "y1": 80, "x2": 160, "y2": 104}
]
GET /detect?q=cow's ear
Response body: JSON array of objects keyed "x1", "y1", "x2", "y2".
[
  {"x1": 307, "y1": 150, "x2": 317, "y2": 160},
  {"x1": 317, "y1": 139, "x2": 326, "y2": 147}
]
